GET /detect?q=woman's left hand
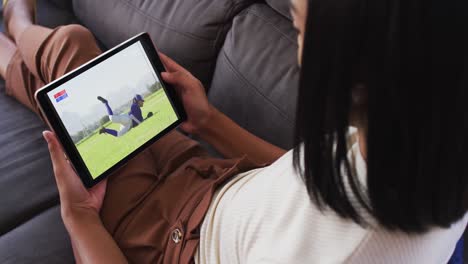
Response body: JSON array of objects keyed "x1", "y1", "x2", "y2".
[
  {"x1": 43, "y1": 131, "x2": 107, "y2": 224},
  {"x1": 159, "y1": 53, "x2": 214, "y2": 136}
]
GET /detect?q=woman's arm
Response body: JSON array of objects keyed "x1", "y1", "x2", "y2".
[
  {"x1": 197, "y1": 107, "x2": 286, "y2": 164},
  {"x1": 71, "y1": 239, "x2": 82, "y2": 264},
  {"x1": 65, "y1": 210, "x2": 127, "y2": 264},
  {"x1": 159, "y1": 53, "x2": 286, "y2": 164}
]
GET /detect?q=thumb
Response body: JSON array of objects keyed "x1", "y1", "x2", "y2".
[
  {"x1": 43, "y1": 131, "x2": 74, "y2": 187},
  {"x1": 161, "y1": 71, "x2": 190, "y2": 93}
]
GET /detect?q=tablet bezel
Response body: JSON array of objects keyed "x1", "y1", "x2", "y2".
[{"x1": 35, "y1": 32, "x2": 187, "y2": 188}]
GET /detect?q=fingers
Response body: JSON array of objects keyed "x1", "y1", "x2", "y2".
[
  {"x1": 43, "y1": 131, "x2": 81, "y2": 191},
  {"x1": 158, "y1": 52, "x2": 185, "y2": 73},
  {"x1": 161, "y1": 71, "x2": 190, "y2": 94},
  {"x1": 43, "y1": 131, "x2": 68, "y2": 174}
]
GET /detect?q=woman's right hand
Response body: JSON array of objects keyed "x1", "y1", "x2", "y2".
[
  {"x1": 43, "y1": 131, "x2": 107, "y2": 226},
  {"x1": 159, "y1": 53, "x2": 215, "y2": 135}
]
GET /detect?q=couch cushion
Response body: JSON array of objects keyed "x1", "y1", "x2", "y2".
[
  {"x1": 43, "y1": 0, "x2": 74, "y2": 14},
  {"x1": 0, "y1": 0, "x2": 77, "y2": 236},
  {"x1": 208, "y1": 4, "x2": 300, "y2": 149},
  {"x1": 0, "y1": 83, "x2": 60, "y2": 235},
  {"x1": 72, "y1": 0, "x2": 256, "y2": 88},
  {"x1": 265, "y1": 0, "x2": 293, "y2": 20},
  {"x1": 0, "y1": 206, "x2": 73, "y2": 264},
  {"x1": 0, "y1": 1, "x2": 75, "y2": 262},
  {"x1": 36, "y1": 0, "x2": 78, "y2": 28},
  {"x1": 0, "y1": 0, "x2": 77, "y2": 31}
]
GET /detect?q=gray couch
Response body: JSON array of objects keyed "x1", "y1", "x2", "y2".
[
  {"x1": 0, "y1": 0, "x2": 299, "y2": 262},
  {"x1": 0, "y1": 1, "x2": 465, "y2": 263}
]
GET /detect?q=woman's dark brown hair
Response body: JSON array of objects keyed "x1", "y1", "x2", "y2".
[{"x1": 294, "y1": 0, "x2": 468, "y2": 233}]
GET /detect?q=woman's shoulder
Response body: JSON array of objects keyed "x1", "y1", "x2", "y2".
[
  {"x1": 213, "y1": 149, "x2": 372, "y2": 262},
  {"x1": 226, "y1": 148, "x2": 467, "y2": 263}
]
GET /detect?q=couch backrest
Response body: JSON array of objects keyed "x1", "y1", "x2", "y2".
[
  {"x1": 207, "y1": 4, "x2": 299, "y2": 149},
  {"x1": 73, "y1": 0, "x2": 299, "y2": 150},
  {"x1": 72, "y1": 0, "x2": 256, "y2": 89},
  {"x1": 265, "y1": 0, "x2": 293, "y2": 20}
]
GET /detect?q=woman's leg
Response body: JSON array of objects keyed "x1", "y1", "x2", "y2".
[
  {"x1": 0, "y1": 33, "x2": 16, "y2": 78},
  {"x1": 1, "y1": 0, "x2": 100, "y2": 113},
  {"x1": 3, "y1": 0, "x2": 36, "y2": 42},
  {"x1": 1, "y1": 1, "x2": 214, "y2": 249},
  {"x1": 100, "y1": 130, "x2": 211, "y2": 235},
  {"x1": 3, "y1": 24, "x2": 101, "y2": 114}
]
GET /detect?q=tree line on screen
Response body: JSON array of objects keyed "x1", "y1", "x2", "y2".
[{"x1": 71, "y1": 82, "x2": 163, "y2": 145}]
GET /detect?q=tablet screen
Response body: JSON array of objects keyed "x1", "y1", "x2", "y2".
[{"x1": 46, "y1": 41, "x2": 179, "y2": 179}]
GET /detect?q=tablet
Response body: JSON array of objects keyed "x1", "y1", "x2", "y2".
[{"x1": 35, "y1": 33, "x2": 186, "y2": 188}]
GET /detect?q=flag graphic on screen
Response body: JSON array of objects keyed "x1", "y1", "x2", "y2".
[{"x1": 54, "y1": 89, "x2": 68, "y2": 103}]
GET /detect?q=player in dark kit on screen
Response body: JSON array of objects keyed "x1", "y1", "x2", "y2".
[{"x1": 97, "y1": 94, "x2": 153, "y2": 137}]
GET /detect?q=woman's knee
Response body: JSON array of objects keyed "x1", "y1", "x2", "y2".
[
  {"x1": 43, "y1": 24, "x2": 101, "y2": 81},
  {"x1": 55, "y1": 24, "x2": 96, "y2": 48}
]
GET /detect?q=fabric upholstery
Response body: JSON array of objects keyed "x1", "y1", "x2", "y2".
[
  {"x1": 265, "y1": 0, "x2": 293, "y2": 20},
  {"x1": 0, "y1": 0, "x2": 76, "y2": 261},
  {"x1": 0, "y1": 0, "x2": 76, "y2": 232},
  {"x1": 0, "y1": 207, "x2": 73, "y2": 264},
  {"x1": 208, "y1": 4, "x2": 300, "y2": 149},
  {"x1": 43, "y1": 0, "x2": 74, "y2": 14},
  {"x1": 36, "y1": 0, "x2": 78, "y2": 28},
  {"x1": 0, "y1": 83, "x2": 58, "y2": 235},
  {"x1": 0, "y1": 82, "x2": 73, "y2": 263},
  {"x1": 72, "y1": 0, "x2": 256, "y2": 88},
  {"x1": 1, "y1": 0, "x2": 465, "y2": 262}
]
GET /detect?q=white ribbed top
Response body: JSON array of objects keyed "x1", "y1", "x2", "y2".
[{"x1": 194, "y1": 143, "x2": 467, "y2": 263}]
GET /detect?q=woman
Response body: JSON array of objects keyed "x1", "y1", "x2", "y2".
[{"x1": 0, "y1": 0, "x2": 466, "y2": 262}]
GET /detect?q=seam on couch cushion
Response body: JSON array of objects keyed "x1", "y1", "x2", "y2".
[
  {"x1": 213, "y1": 0, "x2": 257, "y2": 51},
  {"x1": 0, "y1": 205, "x2": 73, "y2": 264},
  {"x1": 0, "y1": 198, "x2": 59, "y2": 237},
  {"x1": 238, "y1": 8, "x2": 297, "y2": 43},
  {"x1": 265, "y1": 0, "x2": 293, "y2": 21},
  {"x1": 220, "y1": 49, "x2": 294, "y2": 124},
  {"x1": 209, "y1": 0, "x2": 257, "y2": 88},
  {"x1": 118, "y1": 0, "x2": 219, "y2": 43}
]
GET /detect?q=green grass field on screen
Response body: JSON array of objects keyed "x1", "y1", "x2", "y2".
[{"x1": 76, "y1": 89, "x2": 179, "y2": 178}]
